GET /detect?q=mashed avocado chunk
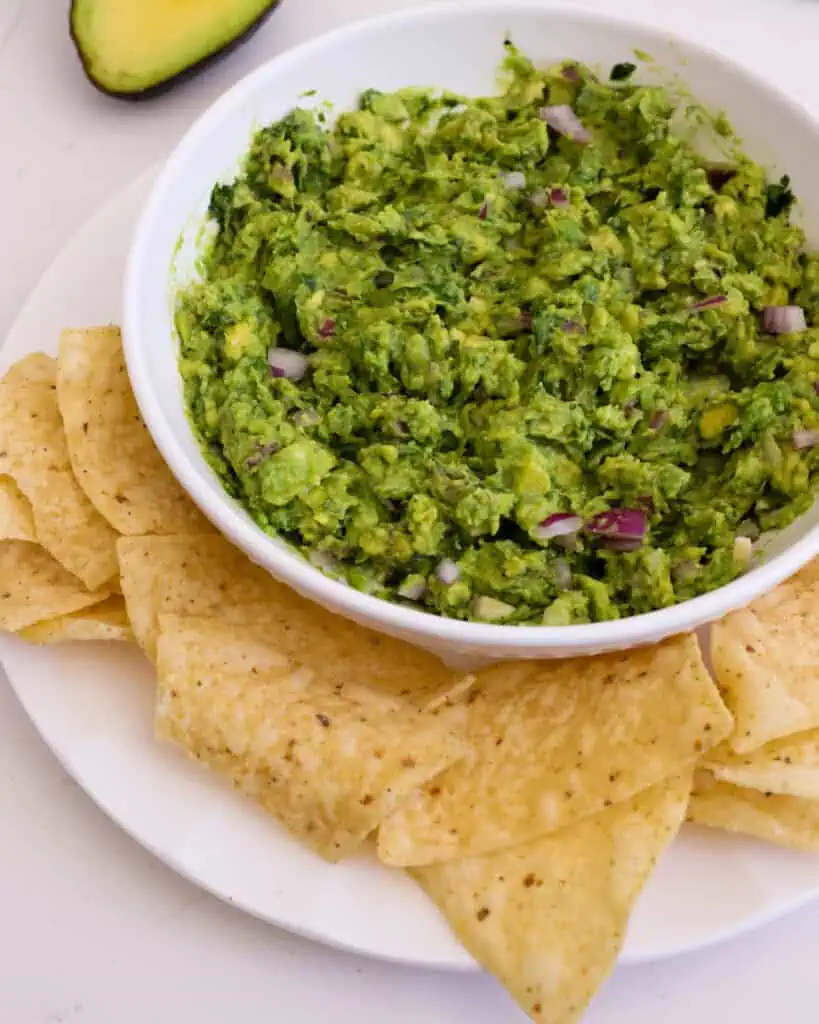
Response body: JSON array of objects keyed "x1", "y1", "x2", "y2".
[{"x1": 177, "y1": 45, "x2": 819, "y2": 624}]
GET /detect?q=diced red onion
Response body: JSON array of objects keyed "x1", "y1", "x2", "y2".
[
  {"x1": 318, "y1": 318, "x2": 336, "y2": 338},
  {"x1": 478, "y1": 201, "x2": 489, "y2": 220},
  {"x1": 586, "y1": 508, "x2": 647, "y2": 541},
  {"x1": 792, "y1": 428, "x2": 819, "y2": 450},
  {"x1": 538, "y1": 105, "x2": 591, "y2": 143},
  {"x1": 599, "y1": 536, "x2": 643, "y2": 552},
  {"x1": 549, "y1": 187, "x2": 570, "y2": 207},
  {"x1": 502, "y1": 171, "x2": 526, "y2": 190},
  {"x1": 553, "y1": 558, "x2": 572, "y2": 589},
  {"x1": 398, "y1": 577, "x2": 427, "y2": 601},
  {"x1": 245, "y1": 441, "x2": 279, "y2": 469},
  {"x1": 562, "y1": 319, "x2": 586, "y2": 334},
  {"x1": 436, "y1": 558, "x2": 460, "y2": 585},
  {"x1": 690, "y1": 295, "x2": 727, "y2": 312},
  {"x1": 268, "y1": 347, "x2": 308, "y2": 380},
  {"x1": 529, "y1": 188, "x2": 548, "y2": 209},
  {"x1": 534, "y1": 513, "x2": 583, "y2": 542},
  {"x1": 762, "y1": 305, "x2": 807, "y2": 334},
  {"x1": 649, "y1": 410, "x2": 668, "y2": 431},
  {"x1": 561, "y1": 64, "x2": 581, "y2": 82}
]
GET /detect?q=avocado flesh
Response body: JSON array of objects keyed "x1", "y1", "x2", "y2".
[{"x1": 70, "y1": 0, "x2": 281, "y2": 98}]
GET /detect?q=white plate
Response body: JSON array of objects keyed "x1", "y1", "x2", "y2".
[{"x1": 4, "y1": 166, "x2": 819, "y2": 973}]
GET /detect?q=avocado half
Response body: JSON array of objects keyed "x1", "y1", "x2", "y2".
[{"x1": 70, "y1": 0, "x2": 282, "y2": 99}]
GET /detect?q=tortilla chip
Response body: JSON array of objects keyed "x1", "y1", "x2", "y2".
[
  {"x1": 378, "y1": 635, "x2": 730, "y2": 866},
  {"x1": 0, "y1": 540, "x2": 110, "y2": 632},
  {"x1": 792, "y1": 557, "x2": 819, "y2": 591},
  {"x1": 155, "y1": 614, "x2": 468, "y2": 861},
  {"x1": 117, "y1": 534, "x2": 467, "y2": 708},
  {"x1": 18, "y1": 595, "x2": 131, "y2": 644},
  {"x1": 704, "y1": 728, "x2": 819, "y2": 800},
  {"x1": 117, "y1": 533, "x2": 276, "y2": 654},
  {"x1": 688, "y1": 770, "x2": 819, "y2": 852},
  {"x1": 58, "y1": 327, "x2": 208, "y2": 535},
  {"x1": 710, "y1": 576, "x2": 819, "y2": 753},
  {"x1": 0, "y1": 476, "x2": 36, "y2": 542},
  {"x1": 413, "y1": 774, "x2": 691, "y2": 1024},
  {"x1": 0, "y1": 354, "x2": 118, "y2": 588}
]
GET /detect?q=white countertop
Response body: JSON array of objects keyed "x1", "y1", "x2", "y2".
[{"x1": 3, "y1": 1, "x2": 819, "y2": 1020}]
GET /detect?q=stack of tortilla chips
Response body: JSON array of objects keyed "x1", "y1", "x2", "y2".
[
  {"x1": 0, "y1": 327, "x2": 206, "y2": 640},
  {"x1": 691, "y1": 567, "x2": 819, "y2": 849},
  {"x1": 1, "y1": 327, "x2": 816, "y2": 1022}
]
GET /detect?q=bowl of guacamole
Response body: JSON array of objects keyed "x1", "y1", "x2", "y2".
[{"x1": 124, "y1": 3, "x2": 819, "y2": 659}]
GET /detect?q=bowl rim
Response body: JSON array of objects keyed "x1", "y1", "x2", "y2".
[{"x1": 123, "y1": 0, "x2": 819, "y2": 653}]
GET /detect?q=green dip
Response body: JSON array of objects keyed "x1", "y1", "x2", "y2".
[{"x1": 176, "y1": 45, "x2": 819, "y2": 625}]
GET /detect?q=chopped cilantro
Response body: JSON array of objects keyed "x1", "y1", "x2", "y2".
[
  {"x1": 610, "y1": 62, "x2": 637, "y2": 82},
  {"x1": 765, "y1": 175, "x2": 795, "y2": 218}
]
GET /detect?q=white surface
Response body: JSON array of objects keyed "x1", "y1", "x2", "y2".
[
  {"x1": 6, "y1": 1, "x2": 819, "y2": 1022},
  {"x1": 14, "y1": 171, "x2": 819, "y2": 974},
  {"x1": 125, "y1": 0, "x2": 819, "y2": 663}
]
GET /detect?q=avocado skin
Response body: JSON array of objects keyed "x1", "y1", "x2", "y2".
[{"x1": 69, "y1": 0, "x2": 283, "y2": 100}]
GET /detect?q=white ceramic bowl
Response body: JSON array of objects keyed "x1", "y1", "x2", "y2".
[{"x1": 124, "y1": 0, "x2": 819, "y2": 664}]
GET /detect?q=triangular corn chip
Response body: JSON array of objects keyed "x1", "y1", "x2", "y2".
[
  {"x1": 117, "y1": 533, "x2": 469, "y2": 708},
  {"x1": 710, "y1": 577, "x2": 819, "y2": 752},
  {"x1": 0, "y1": 476, "x2": 36, "y2": 542},
  {"x1": 155, "y1": 614, "x2": 468, "y2": 860},
  {"x1": 19, "y1": 594, "x2": 131, "y2": 643},
  {"x1": 704, "y1": 728, "x2": 819, "y2": 800},
  {"x1": 413, "y1": 774, "x2": 691, "y2": 1024},
  {"x1": 58, "y1": 327, "x2": 208, "y2": 535},
  {"x1": 0, "y1": 354, "x2": 118, "y2": 588},
  {"x1": 378, "y1": 635, "x2": 730, "y2": 865},
  {"x1": 0, "y1": 540, "x2": 110, "y2": 631},
  {"x1": 689, "y1": 770, "x2": 819, "y2": 852}
]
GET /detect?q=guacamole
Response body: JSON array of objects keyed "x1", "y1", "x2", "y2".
[{"x1": 176, "y1": 45, "x2": 819, "y2": 625}]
